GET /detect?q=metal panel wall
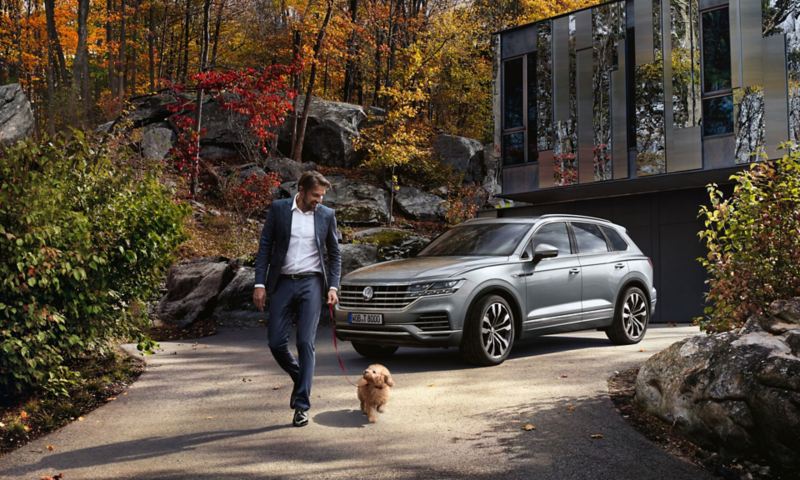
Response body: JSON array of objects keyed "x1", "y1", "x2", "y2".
[
  {"x1": 577, "y1": 49, "x2": 595, "y2": 183},
  {"x1": 635, "y1": 0, "x2": 654, "y2": 65},
  {"x1": 575, "y1": 10, "x2": 593, "y2": 50},
  {"x1": 763, "y1": 33, "x2": 790, "y2": 159},
  {"x1": 739, "y1": 0, "x2": 763, "y2": 87},
  {"x1": 501, "y1": 26, "x2": 537, "y2": 59},
  {"x1": 502, "y1": 163, "x2": 539, "y2": 195},
  {"x1": 729, "y1": 0, "x2": 742, "y2": 89},
  {"x1": 553, "y1": 17, "x2": 571, "y2": 122},
  {"x1": 668, "y1": 126, "x2": 703, "y2": 171},
  {"x1": 612, "y1": 40, "x2": 629, "y2": 179},
  {"x1": 538, "y1": 150, "x2": 555, "y2": 188}
]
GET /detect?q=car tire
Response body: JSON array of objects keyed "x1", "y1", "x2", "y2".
[
  {"x1": 460, "y1": 294, "x2": 515, "y2": 366},
  {"x1": 351, "y1": 342, "x2": 398, "y2": 358},
  {"x1": 606, "y1": 286, "x2": 649, "y2": 345}
]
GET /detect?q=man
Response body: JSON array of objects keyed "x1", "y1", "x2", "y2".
[{"x1": 253, "y1": 171, "x2": 341, "y2": 427}]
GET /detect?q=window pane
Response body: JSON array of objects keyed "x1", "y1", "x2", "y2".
[
  {"x1": 532, "y1": 222, "x2": 571, "y2": 255},
  {"x1": 573, "y1": 222, "x2": 609, "y2": 254},
  {"x1": 701, "y1": 8, "x2": 731, "y2": 93},
  {"x1": 601, "y1": 226, "x2": 628, "y2": 251},
  {"x1": 419, "y1": 223, "x2": 531, "y2": 257},
  {"x1": 503, "y1": 133, "x2": 525, "y2": 166},
  {"x1": 504, "y1": 58, "x2": 524, "y2": 129},
  {"x1": 537, "y1": 23, "x2": 554, "y2": 151},
  {"x1": 635, "y1": 0, "x2": 666, "y2": 177},
  {"x1": 703, "y1": 95, "x2": 734, "y2": 136}
]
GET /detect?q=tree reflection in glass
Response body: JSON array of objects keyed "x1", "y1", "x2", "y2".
[
  {"x1": 537, "y1": 23, "x2": 554, "y2": 152},
  {"x1": 670, "y1": 0, "x2": 701, "y2": 128},
  {"x1": 762, "y1": 0, "x2": 799, "y2": 144},
  {"x1": 592, "y1": 1, "x2": 625, "y2": 181},
  {"x1": 554, "y1": 15, "x2": 578, "y2": 186},
  {"x1": 734, "y1": 86, "x2": 765, "y2": 163},
  {"x1": 635, "y1": 0, "x2": 666, "y2": 177}
]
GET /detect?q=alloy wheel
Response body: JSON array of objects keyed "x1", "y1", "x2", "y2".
[
  {"x1": 622, "y1": 291, "x2": 648, "y2": 339},
  {"x1": 481, "y1": 302, "x2": 513, "y2": 359}
]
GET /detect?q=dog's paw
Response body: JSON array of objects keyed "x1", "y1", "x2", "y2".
[{"x1": 377, "y1": 404, "x2": 386, "y2": 413}]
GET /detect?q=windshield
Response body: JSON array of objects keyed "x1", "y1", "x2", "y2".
[{"x1": 418, "y1": 223, "x2": 531, "y2": 256}]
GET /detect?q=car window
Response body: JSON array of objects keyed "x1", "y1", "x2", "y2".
[
  {"x1": 601, "y1": 226, "x2": 628, "y2": 251},
  {"x1": 418, "y1": 223, "x2": 531, "y2": 256},
  {"x1": 572, "y1": 222, "x2": 609, "y2": 254},
  {"x1": 531, "y1": 222, "x2": 571, "y2": 255}
]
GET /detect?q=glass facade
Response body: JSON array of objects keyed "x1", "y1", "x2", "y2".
[{"x1": 497, "y1": 0, "x2": 797, "y2": 193}]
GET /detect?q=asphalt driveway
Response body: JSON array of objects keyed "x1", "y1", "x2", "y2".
[{"x1": 0, "y1": 325, "x2": 714, "y2": 480}]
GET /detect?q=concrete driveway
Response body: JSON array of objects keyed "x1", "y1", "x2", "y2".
[{"x1": 0, "y1": 325, "x2": 714, "y2": 480}]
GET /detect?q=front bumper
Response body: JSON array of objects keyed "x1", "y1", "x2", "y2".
[{"x1": 334, "y1": 289, "x2": 469, "y2": 348}]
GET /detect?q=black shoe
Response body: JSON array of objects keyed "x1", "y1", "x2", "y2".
[{"x1": 292, "y1": 409, "x2": 309, "y2": 427}]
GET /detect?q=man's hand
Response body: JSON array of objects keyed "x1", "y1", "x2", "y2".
[
  {"x1": 327, "y1": 289, "x2": 339, "y2": 305},
  {"x1": 253, "y1": 287, "x2": 266, "y2": 311}
]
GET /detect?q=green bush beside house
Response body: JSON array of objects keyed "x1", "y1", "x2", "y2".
[
  {"x1": 0, "y1": 132, "x2": 189, "y2": 400},
  {"x1": 697, "y1": 144, "x2": 800, "y2": 333}
]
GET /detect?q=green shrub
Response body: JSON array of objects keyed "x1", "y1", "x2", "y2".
[
  {"x1": 0, "y1": 131, "x2": 189, "y2": 399},
  {"x1": 696, "y1": 144, "x2": 800, "y2": 332}
]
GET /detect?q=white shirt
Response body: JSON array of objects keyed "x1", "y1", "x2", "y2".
[
  {"x1": 281, "y1": 194, "x2": 322, "y2": 275},
  {"x1": 254, "y1": 195, "x2": 336, "y2": 290}
]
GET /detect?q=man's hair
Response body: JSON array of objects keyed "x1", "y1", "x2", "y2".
[{"x1": 298, "y1": 171, "x2": 332, "y2": 191}]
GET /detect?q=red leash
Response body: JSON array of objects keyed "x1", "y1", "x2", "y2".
[{"x1": 329, "y1": 302, "x2": 358, "y2": 386}]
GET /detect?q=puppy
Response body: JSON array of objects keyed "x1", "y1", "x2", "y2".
[{"x1": 357, "y1": 363, "x2": 394, "y2": 423}]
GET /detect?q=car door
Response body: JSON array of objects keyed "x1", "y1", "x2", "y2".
[
  {"x1": 522, "y1": 221, "x2": 583, "y2": 332},
  {"x1": 571, "y1": 222, "x2": 625, "y2": 326}
]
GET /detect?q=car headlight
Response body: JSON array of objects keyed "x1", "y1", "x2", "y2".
[{"x1": 408, "y1": 279, "x2": 463, "y2": 297}]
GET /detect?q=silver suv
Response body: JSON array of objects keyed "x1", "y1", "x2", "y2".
[{"x1": 334, "y1": 215, "x2": 657, "y2": 366}]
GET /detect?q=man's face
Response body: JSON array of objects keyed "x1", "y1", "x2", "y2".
[{"x1": 299, "y1": 185, "x2": 326, "y2": 211}]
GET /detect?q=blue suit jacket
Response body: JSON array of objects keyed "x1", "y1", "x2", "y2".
[{"x1": 254, "y1": 198, "x2": 342, "y2": 295}]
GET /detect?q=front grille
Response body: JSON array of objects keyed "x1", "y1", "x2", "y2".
[
  {"x1": 339, "y1": 284, "x2": 415, "y2": 309},
  {"x1": 414, "y1": 313, "x2": 450, "y2": 332}
]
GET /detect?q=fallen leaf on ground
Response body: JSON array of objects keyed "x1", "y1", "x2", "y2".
[
  {"x1": 123, "y1": 392, "x2": 128, "y2": 396},
  {"x1": 106, "y1": 397, "x2": 117, "y2": 401},
  {"x1": 46, "y1": 445, "x2": 54, "y2": 451},
  {"x1": 560, "y1": 374, "x2": 568, "y2": 378},
  {"x1": 20, "y1": 410, "x2": 28, "y2": 420},
  {"x1": 272, "y1": 385, "x2": 282, "y2": 390},
  {"x1": 427, "y1": 384, "x2": 435, "y2": 387},
  {"x1": 0, "y1": 421, "x2": 5, "y2": 428},
  {"x1": 40, "y1": 473, "x2": 63, "y2": 480},
  {"x1": 23, "y1": 425, "x2": 31, "y2": 432},
  {"x1": 639, "y1": 348, "x2": 646, "y2": 352},
  {"x1": 205, "y1": 416, "x2": 214, "y2": 420},
  {"x1": 77, "y1": 417, "x2": 84, "y2": 422},
  {"x1": 566, "y1": 404, "x2": 576, "y2": 413},
  {"x1": 522, "y1": 423, "x2": 536, "y2": 431},
  {"x1": 590, "y1": 433, "x2": 604, "y2": 439}
]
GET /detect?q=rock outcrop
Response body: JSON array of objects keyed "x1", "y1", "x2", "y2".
[
  {"x1": 0, "y1": 83, "x2": 34, "y2": 146},
  {"x1": 394, "y1": 186, "x2": 446, "y2": 221},
  {"x1": 635, "y1": 298, "x2": 800, "y2": 471}
]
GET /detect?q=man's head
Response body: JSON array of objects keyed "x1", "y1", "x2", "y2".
[{"x1": 297, "y1": 171, "x2": 332, "y2": 212}]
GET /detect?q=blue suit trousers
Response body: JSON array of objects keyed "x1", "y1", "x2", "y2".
[{"x1": 267, "y1": 275, "x2": 323, "y2": 411}]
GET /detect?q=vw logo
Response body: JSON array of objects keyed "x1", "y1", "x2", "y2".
[{"x1": 362, "y1": 286, "x2": 374, "y2": 301}]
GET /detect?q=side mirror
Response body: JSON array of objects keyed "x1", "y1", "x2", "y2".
[{"x1": 533, "y1": 243, "x2": 559, "y2": 261}]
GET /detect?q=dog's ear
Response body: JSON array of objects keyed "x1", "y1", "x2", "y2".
[{"x1": 384, "y1": 372, "x2": 395, "y2": 387}]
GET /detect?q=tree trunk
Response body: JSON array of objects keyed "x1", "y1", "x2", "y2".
[
  {"x1": 128, "y1": 0, "x2": 141, "y2": 97},
  {"x1": 73, "y1": 0, "x2": 91, "y2": 124},
  {"x1": 107, "y1": 0, "x2": 117, "y2": 97},
  {"x1": 342, "y1": 0, "x2": 358, "y2": 102},
  {"x1": 181, "y1": 0, "x2": 191, "y2": 83},
  {"x1": 210, "y1": 0, "x2": 225, "y2": 69},
  {"x1": 149, "y1": 0, "x2": 156, "y2": 91},
  {"x1": 191, "y1": 0, "x2": 212, "y2": 197},
  {"x1": 292, "y1": 0, "x2": 333, "y2": 162},
  {"x1": 44, "y1": 0, "x2": 69, "y2": 87},
  {"x1": 289, "y1": 29, "x2": 301, "y2": 155},
  {"x1": 119, "y1": 0, "x2": 127, "y2": 98}
]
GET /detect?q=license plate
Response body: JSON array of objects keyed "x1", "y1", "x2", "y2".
[{"x1": 349, "y1": 313, "x2": 383, "y2": 325}]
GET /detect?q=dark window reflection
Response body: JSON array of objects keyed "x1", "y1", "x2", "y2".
[
  {"x1": 503, "y1": 132, "x2": 525, "y2": 166},
  {"x1": 701, "y1": 8, "x2": 731, "y2": 94},
  {"x1": 504, "y1": 58, "x2": 524, "y2": 129},
  {"x1": 703, "y1": 95, "x2": 734, "y2": 136},
  {"x1": 572, "y1": 222, "x2": 609, "y2": 254},
  {"x1": 532, "y1": 222, "x2": 571, "y2": 255},
  {"x1": 600, "y1": 226, "x2": 628, "y2": 251}
]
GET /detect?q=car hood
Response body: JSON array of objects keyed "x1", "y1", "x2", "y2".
[{"x1": 343, "y1": 256, "x2": 507, "y2": 283}]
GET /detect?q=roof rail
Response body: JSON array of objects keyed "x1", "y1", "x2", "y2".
[{"x1": 538, "y1": 213, "x2": 612, "y2": 223}]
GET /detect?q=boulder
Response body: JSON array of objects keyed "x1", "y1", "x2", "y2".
[
  {"x1": 341, "y1": 244, "x2": 379, "y2": 276},
  {"x1": 156, "y1": 257, "x2": 237, "y2": 329},
  {"x1": 325, "y1": 176, "x2": 389, "y2": 225},
  {"x1": 394, "y1": 186, "x2": 446, "y2": 221},
  {"x1": 130, "y1": 92, "x2": 178, "y2": 127},
  {"x1": 200, "y1": 98, "x2": 254, "y2": 146},
  {"x1": 432, "y1": 134, "x2": 485, "y2": 183},
  {"x1": 352, "y1": 227, "x2": 429, "y2": 260},
  {"x1": 211, "y1": 265, "x2": 265, "y2": 327},
  {"x1": 635, "y1": 298, "x2": 800, "y2": 471},
  {"x1": 140, "y1": 123, "x2": 175, "y2": 161},
  {"x1": 200, "y1": 145, "x2": 240, "y2": 162},
  {"x1": 264, "y1": 157, "x2": 313, "y2": 182},
  {"x1": 278, "y1": 96, "x2": 367, "y2": 167},
  {"x1": 0, "y1": 83, "x2": 34, "y2": 146}
]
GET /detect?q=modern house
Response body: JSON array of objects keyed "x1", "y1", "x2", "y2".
[{"x1": 489, "y1": 0, "x2": 799, "y2": 322}]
